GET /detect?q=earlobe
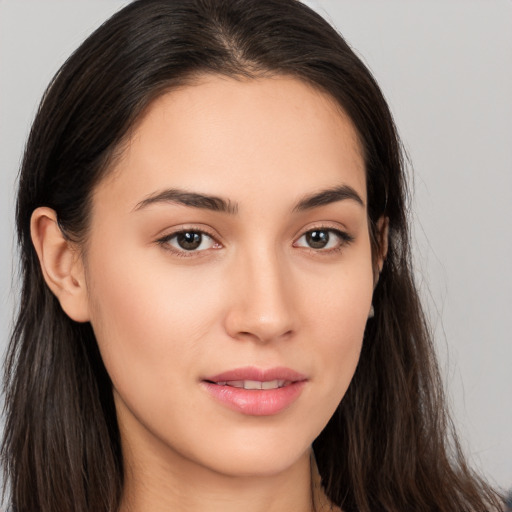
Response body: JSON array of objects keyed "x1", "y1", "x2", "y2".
[{"x1": 30, "y1": 207, "x2": 90, "y2": 322}]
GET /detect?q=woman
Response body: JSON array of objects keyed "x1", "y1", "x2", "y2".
[{"x1": 1, "y1": 0, "x2": 504, "y2": 511}]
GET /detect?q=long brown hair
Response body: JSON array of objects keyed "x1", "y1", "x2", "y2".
[{"x1": 2, "y1": 0, "x2": 503, "y2": 510}]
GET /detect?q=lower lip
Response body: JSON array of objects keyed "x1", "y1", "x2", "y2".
[{"x1": 202, "y1": 381, "x2": 306, "y2": 416}]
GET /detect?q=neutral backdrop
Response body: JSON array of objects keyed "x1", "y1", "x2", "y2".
[{"x1": 0, "y1": 0, "x2": 511, "y2": 492}]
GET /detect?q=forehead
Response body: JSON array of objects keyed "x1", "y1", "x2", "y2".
[{"x1": 95, "y1": 75, "x2": 367, "y2": 212}]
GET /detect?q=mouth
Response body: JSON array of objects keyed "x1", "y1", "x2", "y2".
[
  {"x1": 201, "y1": 367, "x2": 307, "y2": 416},
  {"x1": 206, "y1": 379, "x2": 291, "y2": 390}
]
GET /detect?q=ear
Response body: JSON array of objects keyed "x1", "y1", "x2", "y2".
[
  {"x1": 373, "y1": 216, "x2": 389, "y2": 287},
  {"x1": 30, "y1": 207, "x2": 90, "y2": 322}
]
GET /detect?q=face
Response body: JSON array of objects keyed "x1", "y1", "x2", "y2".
[{"x1": 83, "y1": 75, "x2": 375, "y2": 478}]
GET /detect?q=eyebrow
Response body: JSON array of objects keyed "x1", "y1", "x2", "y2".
[
  {"x1": 133, "y1": 184, "x2": 364, "y2": 215},
  {"x1": 292, "y1": 185, "x2": 365, "y2": 212},
  {"x1": 134, "y1": 189, "x2": 239, "y2": 214}
]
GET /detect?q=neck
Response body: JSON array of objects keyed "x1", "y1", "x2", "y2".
[{"x1": 120, "y1": 445, "x2": 315, "y2": 512}]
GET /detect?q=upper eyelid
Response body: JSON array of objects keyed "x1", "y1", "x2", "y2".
[
  {"x1": 155, "y1": 223, "x2": 354, "y2": 246},
  {"x1": 293, "y1": 222, "x2": 353, "y2": 240},
  {"x1": 155, "y1": 228, "x2": 220, "y2": 255},
  {"x1": 157, "y1": 225, "x2": 221, "y2": 242},
  {"x1": 294, "y1": 227, "x2": 354, "y2": 245},
  {"x1": 156, "y1": 229, "x2": 221, "y2": 257}
]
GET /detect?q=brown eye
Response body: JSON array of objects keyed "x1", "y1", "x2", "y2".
[
  {"x1": 161, "y1": 230, "x2": 218, "y2": 253},
  {"x1": 294, "y1": 228, "x2": 353, "y2": 252},
  {"x1": 305, "y1": 230, "x2": 330, "y2": 249},
  {"x1": 176, "y1": 232, "x2": 203, "y2": 250}
]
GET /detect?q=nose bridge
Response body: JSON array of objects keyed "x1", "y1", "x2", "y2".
[{"x1": 225, "y1": 241, "x2": 295, "y2": 342}]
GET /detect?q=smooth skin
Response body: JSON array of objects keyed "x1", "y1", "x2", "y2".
[{"x1": 31, "y1": 75, "x2": 386, "y2": 512}]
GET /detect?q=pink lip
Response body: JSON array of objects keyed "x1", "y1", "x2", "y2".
[{"x1": 202, "y1": 366, "x2": 307, "y2": 416}]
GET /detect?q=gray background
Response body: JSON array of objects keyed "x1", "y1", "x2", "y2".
[{"x1": 1, "y1": 0, "x2": 511, "y2": 492}]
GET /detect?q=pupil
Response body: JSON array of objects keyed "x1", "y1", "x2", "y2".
[
  {"x1": 306, "y1": 230, "x2": 329, "y2": 249},
  {"x1": 177, "y1": 232, "x2": 202, "y2": 250}
]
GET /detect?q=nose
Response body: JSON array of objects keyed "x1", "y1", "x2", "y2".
[{"x1": 223, "y1": 247, "x2": 296, "y2": 344}]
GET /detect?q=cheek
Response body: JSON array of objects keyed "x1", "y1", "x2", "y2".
[
  {"x1": 299, "y1": 251, "x2": 373, "y2": 401},
  {"x1": 85, "y1": 247, "x2": 225, "y2": 395}
]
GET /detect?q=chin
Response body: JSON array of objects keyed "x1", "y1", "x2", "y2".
[
  {"x1": 189, "y1": 427, "x2": 315, "y2": 478},
  {"x1": 206, "y1": 450, "x2": 310, "y2": 478}
]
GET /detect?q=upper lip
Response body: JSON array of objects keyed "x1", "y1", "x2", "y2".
[{"x1": 204, "y1": 366, "x2": 307, "y2": 383}]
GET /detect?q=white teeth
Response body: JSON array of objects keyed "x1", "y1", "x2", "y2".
[
  {"x1": 243, "y1": 380, "x2": 262, "y2": 390},
  {"x1": 226, "y1": 380, "x2": 244, "y2": 388},
  {"x1": 217, "y1": 380, "x2": 287, "y2": 390},
  {"x1": 262, "y1": 380, "x2": 281, "y2": 389}
]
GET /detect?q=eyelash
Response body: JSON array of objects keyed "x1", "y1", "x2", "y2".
[
  {"x1": 156, "y1": 227, "x2": 221, "y2": 258},
  {"x1": 293, "y1": 226, "x2": 354, "y2": 254},
  {"x1": 156, "y1": 225, "x2": 354, "y2": 257}
]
